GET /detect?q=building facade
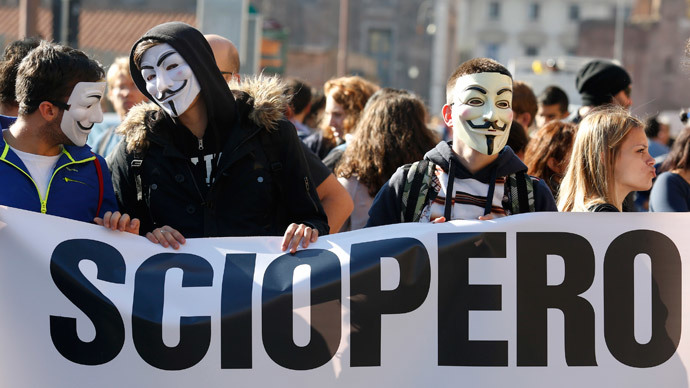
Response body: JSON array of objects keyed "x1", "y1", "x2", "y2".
[
  {"x1": 454, "y1": 0, "x2": 636, "y2": 65},
  {"x1": 578, "y1": 0, "x2": 690, "y2": 121},
  {"x1": 252, "y1": 0, "x2": 445, "y2": 107}
]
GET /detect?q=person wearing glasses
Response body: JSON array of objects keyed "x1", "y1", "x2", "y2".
[
  {"x1": 0, "y1": 40, "x2": 139, "y2": 235},
  {"x1": 204, "y1": 34, "x2": 241, "y2": 83}
]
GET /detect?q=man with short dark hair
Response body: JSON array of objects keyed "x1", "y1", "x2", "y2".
[
  {"x1": 284, "y1": 77, "x2": 314, "y2": 139},
  {"x1": 0, "y1": 40, "x2": 137, "y2": 232},
  {"x1": 511, "y1": 81, "x2": 537, "y2": 132},
  {"x1": 645, "y1": 115, "x2": 670, "y2": 158},
  {"x1": 0, "y1": 37, "x2": 40, "y2": 119},
  {"x1": 366, "y1": 58, "x2": 556, "y2": 227},
  {"x1": 536, "y1": 85, "x2": 569, "y2": 128}
]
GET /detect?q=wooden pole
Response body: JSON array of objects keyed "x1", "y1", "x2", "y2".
[{"x1": 336, "y1": 0, "x2": 349, "y2": 76}]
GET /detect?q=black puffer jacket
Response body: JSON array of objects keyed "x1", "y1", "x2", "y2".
[{"x1": 107, "y1": 22, "x2": 328, "y2": 238}]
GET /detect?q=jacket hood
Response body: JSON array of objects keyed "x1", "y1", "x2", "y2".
[
  {"x1": 424, "y1": 141, "x2": 527, "y2": 183},
  {"x1": 118, "y1": 74, "x2": 289, "y2": 153},
  {"x1": 129, "y1": 22, "x2": 237, "y2": 144}
]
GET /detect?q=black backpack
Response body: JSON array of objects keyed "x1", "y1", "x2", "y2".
[{"x1": 399, "y1": 159, "x2": 535, "y2": 222}]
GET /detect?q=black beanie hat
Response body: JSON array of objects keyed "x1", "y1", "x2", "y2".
[{"x1": 575, "y1": 60, "x2": 631, "y2": 106}]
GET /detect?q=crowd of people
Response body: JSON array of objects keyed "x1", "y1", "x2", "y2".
[{"x1": 0, "y1": 21, "x2": 687, "y2": 252}]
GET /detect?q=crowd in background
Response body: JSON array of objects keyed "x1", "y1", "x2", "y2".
[{"x1": 1, "y1": 21, "x2": 689, "y2": 253}]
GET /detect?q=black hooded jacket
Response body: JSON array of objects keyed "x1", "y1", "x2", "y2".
[
  {"x1": 366, "y1": 141, "x2": 557, "y2": 227},
  {"x1": 107, "y1": 22, "x2": 328, "y2": 238}
]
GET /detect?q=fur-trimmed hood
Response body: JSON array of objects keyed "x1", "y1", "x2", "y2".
[
  {"x1": 229, "y1": 74, "x2": 289, "y2": 135},
  {"x1": 117, "y1": 74, "x2": 289, "y2": 153}
]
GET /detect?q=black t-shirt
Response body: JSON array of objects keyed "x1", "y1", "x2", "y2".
[
  {"x1": 171, "y1": 122, "x2": 226, "y2": 196},
  {"x1": 301, "y1": 142, "x2": 330, "y2": 187}
]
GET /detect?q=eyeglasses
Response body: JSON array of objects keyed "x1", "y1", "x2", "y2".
[
  {"x1": 47, "y1": 100, "x2": 71, "y2": 110},
  {"x1": 26, "y1": 100, "x2": 70, "y2": 110}
]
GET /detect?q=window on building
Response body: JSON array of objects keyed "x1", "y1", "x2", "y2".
[
  {"x1": 525, "y1": 46, "x2": 539, "y2": 56},
  {"x1": 367, "y1": 28, "x2": 393, "y2": 86},
  {"x1": 489, "y1": 2, "x2": 501, "y2": 20},
  {"x1": 529, "y1": 3, "x2": 540, "y2": 21},
  {"x1": 486, "y1": 43, "x2": 499, "y2": 60},
  {"x1": 569, "y1": 4, "x2": 580, "y2": 21}
]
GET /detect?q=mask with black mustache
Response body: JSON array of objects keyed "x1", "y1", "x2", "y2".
[
  {"x1": 140, "y1": 43, "x2": 201, "y2": 117},
  {"x1": 59, "y1": 81, "x2": 106, "y2": 147},
  {"x1": 449, "y1": 72, "x2": 513, "y2": 155}
]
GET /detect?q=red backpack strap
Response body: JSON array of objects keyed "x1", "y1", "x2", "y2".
[{"x1": 92, "y1": 153, "x2": 104, "y2": 217}]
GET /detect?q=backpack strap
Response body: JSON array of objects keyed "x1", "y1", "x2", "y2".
[
  {"x1": 400, "y1": 160, "x2": 436, "y2": 222},
  {"x1": 91, "y1": 153, "x2": 104, "y2": 217},
  {"x1": 505, "y1": 170, "x2": 535, "y2": 214},
  {"x1": 131, "y1": 150, "x2": 145, "y2": 203}
]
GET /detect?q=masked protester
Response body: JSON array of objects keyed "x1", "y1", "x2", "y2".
[
  {"x1": 0, "y1": 40, "x2": 140, "y2": 235},
  {"x1": 107, "y1": 22, "x2": 328, "y2": 252},
  {"x1": 366, "y1": 58, "x2": 556, "y2": 227}
]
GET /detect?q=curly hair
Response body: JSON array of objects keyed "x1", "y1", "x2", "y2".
[
  {"x1": 524, "y1": 120, "x2": 577, "y2": 197},
  {"x1": 321, "y1": 75, "x2": 379, "y2": 146},
  {"x1": 335, "y1": 88, "x2": 439, "y2": 197}
]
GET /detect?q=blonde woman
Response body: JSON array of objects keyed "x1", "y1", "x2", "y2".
[{"x1": 558, "y1": 106, "x2": 656, "y2": 212}]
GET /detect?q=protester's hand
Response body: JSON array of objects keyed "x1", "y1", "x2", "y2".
[
  {"x1": 281, "y1": 223, "x2": 319, "y2": 254},
  {"x1": 94, "y1": 211, "x2": 140, "y2": 235},
  {"x1": 478, "y1": 213, "x2": 495, "y2": 221},
  {"x1": 146, "y1": 225, "x2": 186, "y2": 250},
  {"x1": 431, "y1": 216, "x2": 447, "y2": 224}
]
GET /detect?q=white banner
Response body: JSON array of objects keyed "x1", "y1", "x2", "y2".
[{"x1": 0, "y1": 205, "x2": 689, "y2": 387}]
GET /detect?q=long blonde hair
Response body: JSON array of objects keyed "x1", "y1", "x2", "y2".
[{"x1": 557, "y1": 106, "x2": 643, "y2": 212}]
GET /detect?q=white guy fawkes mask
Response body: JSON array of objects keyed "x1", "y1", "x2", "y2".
[
  {"x1": 140, "y1": 43, "x2": 200, "y2": 117},
  {"x1": 450, "y1": 73, "x2": 513, "y2": 155},
  {"x1": 60, "y1": 81, "x2": 106, "y2": 147}
]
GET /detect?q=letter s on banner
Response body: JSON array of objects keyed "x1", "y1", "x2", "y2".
[{"x1": 50, "y1": 239, "x2": 126, "y2": 365}]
